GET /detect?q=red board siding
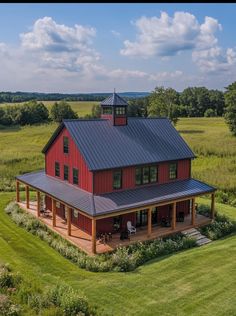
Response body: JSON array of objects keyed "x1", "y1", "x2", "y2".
[
  {"x1": 45, "y1": 127, "x2": 93, "y2": 192},
  {"x1": 94, "y1": 159, "x2": 191, "y2": 194},
  {"x1": 114, "y1": 116, "x2": 127, "y2": 126}
]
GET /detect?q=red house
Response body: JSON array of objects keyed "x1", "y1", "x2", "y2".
[{"x1": 16, "y1": 93, "x2": 216, "y2": 254}]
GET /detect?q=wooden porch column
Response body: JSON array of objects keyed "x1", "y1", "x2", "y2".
[
  {"x1": 52, "y1": 199, "x2": 56, "y2": 227},
  {"x1": 171, "y1": 202, "x2": 176, "y2": 230},
  {"x1": 16, "y1": 181, "x2": 20, "y2": 202},
  {"x1": 36, "y1": 191, "x2": 40, "y2": 217},
  {"x1": 25, "y1": 185, "x2": 29, "y2": 209},
  {"x1": 147, "y1": 208, "x2": 152, "y2": 237},
  {"x1": 191, "y1": 198, "x2": 196, "y2": 226},
  {"x1": 92, "y1": 218, "x2": 97, "y2": 254},
  {"x1": 211, "y1": 193, "x2": 215, "y2": 220},
  {"x1": 67, "y1": 207, "x2": 72, "y2": 236}
]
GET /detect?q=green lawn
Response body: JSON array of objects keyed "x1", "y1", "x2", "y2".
[{"x1": 0, "y1": 192, "x2": 235, "y2": 316}]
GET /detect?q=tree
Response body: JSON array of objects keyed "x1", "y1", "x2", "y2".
[
  {"x1": 204, "y1": 108, "x2": 217, "y2": 117},
  {"x1": 148, "y1": 87, "x2": 179, "y2": 124},
  {"x1": 127, "y1": 97, "x2": 148, "y2": 117},
  {"x1": 224, "y1": 82, "x2": 236, "y2": 136},
  {"x1": 14, "y1": 100, "x2": 49, "y2": 125},
  {"x1": 208, "y1": 89, "x2": 225, "y2": 116},
  {"x1": 50, "y1": 100, "x2": 78, "y2": 123}
]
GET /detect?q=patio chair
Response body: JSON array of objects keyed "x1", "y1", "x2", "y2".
[
  {"x1": 120, "y1": 230, "x2": 130, "y2": 241},
  {"x1": 176, "y1": 211, "x2": 185, "y2": 222},
  {"x1": 127, "y1": 221, "x2": 136, "y2": 235},
  {"x1": 160, "y1": 217, "x2": 171, "y2": 227}
]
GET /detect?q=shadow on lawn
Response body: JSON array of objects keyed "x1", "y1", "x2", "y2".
[{"x1": 178, "y1": 129, "x2": 205, "y2": 134}]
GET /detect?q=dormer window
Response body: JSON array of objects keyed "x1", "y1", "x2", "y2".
[
  {"x1": 115, "y1": 107, "x2": 126, "y2": 115},
  {"x1": 63, "y1": 136, "x2": 69, "y2": 154},
  {"x1": 103, "y1": 107, "x2": 112, "y2": 115}
]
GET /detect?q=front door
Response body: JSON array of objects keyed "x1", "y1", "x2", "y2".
[{"x1": 136, "y1": 209, "x2": 148, "y2": 227}]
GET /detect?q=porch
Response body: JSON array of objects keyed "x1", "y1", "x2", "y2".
[
  {"x1": 18, "y1": 199, "x2": 212, "y2": 255},
  {"x1": 15, "y1": 171, "x2": 216, "y2": 255}
]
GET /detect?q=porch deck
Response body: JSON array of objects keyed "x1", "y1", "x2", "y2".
[{"x1": 18, "y1": 201, "x2": 211, "y2": 255}]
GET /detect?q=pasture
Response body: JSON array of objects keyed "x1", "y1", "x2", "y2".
[{"x1": 0, "y1": 110, "x2": 235, "y2": 202}]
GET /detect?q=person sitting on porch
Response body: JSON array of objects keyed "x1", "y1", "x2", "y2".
[{"x1": 127, "y1": 221, "x2": 136, "y2": 235}]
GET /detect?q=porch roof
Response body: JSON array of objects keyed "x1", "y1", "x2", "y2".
[{"x1": 16, "y1": 170, "x2": 216, "y2": 217}]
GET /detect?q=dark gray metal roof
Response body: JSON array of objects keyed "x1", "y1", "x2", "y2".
[
  {"x1": 17, "y1": 170, "x2": 215, "y2": 217},
  {"x1": 100, "y1": 92, "x2": 128, "y2": 107},
  {"x1": 62, "y1": 117, "x2": 195, "y2": 171}
]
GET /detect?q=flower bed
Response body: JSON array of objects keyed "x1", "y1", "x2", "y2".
[{"x1": 6, "y1": 202, "x2": 199, "y2": 272}]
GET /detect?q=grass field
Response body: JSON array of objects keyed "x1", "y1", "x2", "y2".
[
  {"x1": 0, "y1": 100, "x2": 97, "y2": 117},
  {"x1": 176, "y1": 118, "x2": 236, "y2": 197},
  {"x1": 0, "y1": 192, "x2": 235, "y2": 316},
  {"x1": 0, "y1": 114, "x2": 235, "y2": 202}
]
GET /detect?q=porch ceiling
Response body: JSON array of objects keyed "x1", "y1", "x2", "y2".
[{"x1": 17, "y1": 170, "x2": 216, "y2": 217}]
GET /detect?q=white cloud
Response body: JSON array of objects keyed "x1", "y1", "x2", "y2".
[
  {"x1": 121, "y1": 12, "x2": 201, "y2": 57},
  {"x1": 120, "y1": 11, "x2": 236, "y2": 75},
  {"x1": 111, "y1": 30, "x2": 121, "y2": 37}
]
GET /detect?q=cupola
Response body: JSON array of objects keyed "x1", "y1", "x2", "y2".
[{"x1": 100, "y1": 91, "x2": 128, "y2": 126}]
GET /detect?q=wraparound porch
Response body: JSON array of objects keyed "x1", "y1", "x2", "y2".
[{"x1": 17, "y1": 194, "x2": 213, "y2": 256}]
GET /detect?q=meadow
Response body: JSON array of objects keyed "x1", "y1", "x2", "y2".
[
  {"x1": 0, "y1": 192, "x2": 236, "y2": 316},
  {"x1": 0, "y1": 102, "x2": 235, "y2": 203}
]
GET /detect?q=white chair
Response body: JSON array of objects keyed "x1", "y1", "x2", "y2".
[{"x1": 127, "y1": 221, "x2": 136, "y2": 235}]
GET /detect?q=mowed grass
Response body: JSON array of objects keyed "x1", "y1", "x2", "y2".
[{"x1": 0, "y1": 192, "x2": 236, "y2": 316}]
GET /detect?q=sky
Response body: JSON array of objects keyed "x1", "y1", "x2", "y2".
[{"x1": 0, "y1": 3, "x2": 236, "y2": 93}]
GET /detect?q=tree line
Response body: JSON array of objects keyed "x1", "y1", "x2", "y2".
[
  {"x1": 0, "y1": 100, "x2": 78, "y2": 126},
  {"x1": 0, "y1": 83, "x2": 236, "y2": 136}
]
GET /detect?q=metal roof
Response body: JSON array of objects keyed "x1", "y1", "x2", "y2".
[
  {"x1": 100, "y1": 92, "x2": 128, "y2": 107},
  {"x1": 16, "y1": 170, "x2": 215, "y2": 217},
  {"x1": 62, "y1": 117, "x2": 195, "y2": 171}
]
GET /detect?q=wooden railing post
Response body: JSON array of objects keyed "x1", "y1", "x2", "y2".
[
  {"x1": 25, "y1": 185, "x2": 29, "y2": 209},
  {"x1": 92, "y1": 218, "x2": 97, "y2": 254},
  {"x1": 191, "y1": 198, "x2": 196, "y2": 226},
  {"x1": 52, "y1": 199, "x2": 56, "y2": 227},
  {"x1": 16, "y1": 181, "x2": 20, "y2": 202},
  {"x1": 147, "y1": 208, "x2": 152, "y2": 237},
  {"x1": 67, "y1": 207, "x2": 71, "y2": 236},
  {"x1": 211, "y1": 193, "x2": 215, "y2": 220},
  {"x1": 171, "y1": 202, "x2": 176, "y2": 230},
  {"x1": 36, "y1": 191, "x2": 40, "y2": 217}
]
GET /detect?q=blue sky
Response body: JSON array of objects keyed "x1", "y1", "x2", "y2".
[{"x1": 0, "y1": 3, "x2": 235, "y2": 93}]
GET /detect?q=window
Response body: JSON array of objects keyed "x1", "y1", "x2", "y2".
[
  {"x1": 135, "y1": 165, "x2": 158, "y2": 185},
  {"x1": 142, "y1": 166, "x2": 150, "y2": 184},
  {"x1": 73, "y1": 168, "x2": 79, "y2": 185},
  {"x1": 64, "y1": 165, "x2": 69, "y2": 181},
  {"x1": 102, "y1": 107, "x2": 112, "y2": 115},
  {"x1": 135, "y1": 167, "x2": 142, "y2": 185},
  {"x1": 55, "y1": 162, "x2": 60, "y2": 177},
  {"x1": 115, "y1": 107, "x2": 126, "y2": 115},
  {"x1": 63, "y1": 136, "x2": 69, "y2": 154},
  {"x1": 169, "y1": 162, "x2": 177, "y2": 179},
  {"x1": 56, "y1": 201, "x2": 60, "y2": 208},
  {"x1": 113, "y1": 169, "x2": 122, "y2": 190},
  {"x1": 150, "y1": 166, "x2": 158, "y2": 183}
]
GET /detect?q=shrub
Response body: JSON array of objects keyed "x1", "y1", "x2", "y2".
[
  {"x1": 46, "y1": 283, "x2": 92, "y2": 316},
  {"x1": 0, "y1": 265, "x2": 20, "y2": 289},
  {"x1": 5, "y1": 202, "x2": 200, "y2": 273},
  {"x1": 199, "y1": 212, "x2": 236, "y2": 240},
  {"x1": 0, "y1": 294, "x2": 20, "y2": 316}
]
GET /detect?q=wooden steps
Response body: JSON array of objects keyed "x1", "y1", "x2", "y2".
[{"x1": 181, "y1": 228, "x2": 211, "y2": 246}]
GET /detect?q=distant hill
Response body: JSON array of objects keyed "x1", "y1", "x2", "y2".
[{"x1": 0, "y1": 91, "x2": 150, "y2": 103}]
